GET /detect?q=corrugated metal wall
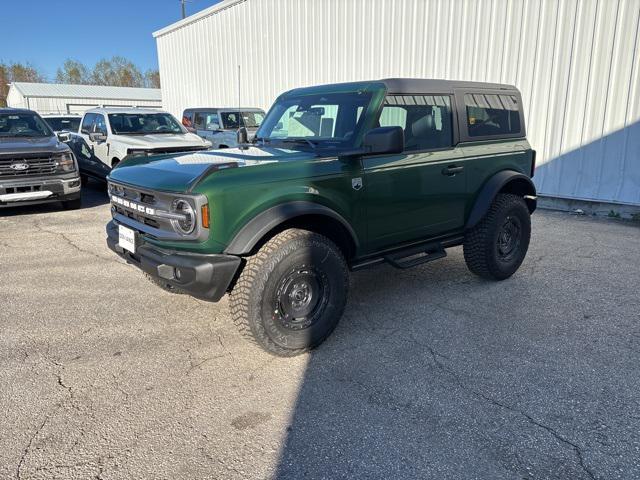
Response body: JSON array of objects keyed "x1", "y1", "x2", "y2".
[
  {"x1": 7, "y1": 91, "x2": 162, "y2": 115},
  {"x1": 156, "y1": 0, "x2": 640, "y2": 206}
]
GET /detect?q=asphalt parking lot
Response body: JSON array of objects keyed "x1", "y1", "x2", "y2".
[{"x1": 1, "y1": 184, "x2": 639, "y2": 480}]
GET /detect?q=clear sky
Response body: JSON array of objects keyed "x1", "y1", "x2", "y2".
[{"x1": 0, "y1": 0, "x2": 221, "y2": 81}]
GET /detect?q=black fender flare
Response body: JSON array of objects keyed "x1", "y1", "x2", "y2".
[
  {"x1": 466, "y1": 170, "x2": 537, "y2": 230},
  {"x1": 224, "y1": 201, "x2": 359, "y2": 255}
]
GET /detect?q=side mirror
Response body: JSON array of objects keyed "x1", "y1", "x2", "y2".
[
  {"x1": 89, "y1": 132, "x2": 107, "y2": 143},
  {"x1": 363, "y1": 126, "x2": 404, "y2": 155},
  {"x1": 237, "y1": 127, "x2": 248, "y2": 144},
  {"x1": 56, "y1": 131, "x2": 71, "y2": 142},
  {"x1": 185, "y1": 126, "x2": 197, "y2": 134}
]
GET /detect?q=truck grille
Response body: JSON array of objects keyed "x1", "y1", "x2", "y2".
[{"x1": 0, "y1": 155, "x2": 56, "y2": 177}]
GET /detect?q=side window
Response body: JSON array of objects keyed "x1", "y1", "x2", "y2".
[
  {"x1": 205, "y1": 113, "x2": 220, "y2": 130},
  {"x1": 94, "y1": 114, "x2": 107, "y2": 135},
  {"x1": 193, "y1": 112, "x2": 206, "y2": 130},
  {"x1": 378, "y1": 95, "x2": 453, "y2": 151},
  {"x1": 182, "y1": 111, "x2": 193, "y2": 128},
  {"x1": 81, "y1": 113, "x2": 96, "y2": 134},
  {"x1": 464, "y1": 93, "x2": 521, "y2": 137}
]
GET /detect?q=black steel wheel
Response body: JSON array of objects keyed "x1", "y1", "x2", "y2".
[
  {"x1": 230, "y1": 229, "x2": 349, "y2": 357},
  {"x1": 464, "y1": 193, "x2": 531, "y2": 280}
]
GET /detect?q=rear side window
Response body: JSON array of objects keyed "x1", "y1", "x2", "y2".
[
  {"x1": 464, "y1": 94, "x2": 521, "y2": 137},
  {"x1": 378, "y1": 95, "x2": 453, "y2": 151},
  {"x1": 182, "y1": 110, "x2": 193, "y2": 128},
  {"x1": 81, "y1": 113, "x2": 96, "y2": 134},
  {"x1": 195, "y1": 112, "x2": 220, "y2": 130}
]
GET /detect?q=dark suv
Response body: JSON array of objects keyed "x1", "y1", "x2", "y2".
[
  {"x1": 0, "y1": 108, "x2": 81, "y2": 209},
  {"x1": 107, "y1": 79, "x2": 536, "y2": 356}
]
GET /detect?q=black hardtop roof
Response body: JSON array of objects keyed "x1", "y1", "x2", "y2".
[
  {"x1": 285, "y1": 78, "x2": 519, "y2": 96},
  {"x1": 380, "y1": 78, "x2": 519, "y2": 94}
]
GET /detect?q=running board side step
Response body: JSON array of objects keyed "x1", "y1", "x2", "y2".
[
  {"x1": 350, "y1": 235, "x2": 463, "y2": 272},
  {"x1": 384, "y1": 247, "x2": 447, "y2": 269}
]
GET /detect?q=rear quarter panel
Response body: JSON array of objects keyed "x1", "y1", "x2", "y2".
[{"x1": 461, "y1": 138, "x2": 533, "y2": 217}]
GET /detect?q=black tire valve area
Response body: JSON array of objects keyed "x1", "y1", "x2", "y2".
[
  {"x1": 229, "y1": 228, "x2": 349, "y2": 357},
  {"x1": 463, "y1": 193, "x2": 531, "y2": 281}
]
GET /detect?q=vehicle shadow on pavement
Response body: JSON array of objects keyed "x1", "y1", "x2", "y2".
[
  {"x1": 271, "y1": 232, "x2": 640, "y2": 479},
  {"x1": 0, "y1": 180, "x2": 108, "y2": 217}
]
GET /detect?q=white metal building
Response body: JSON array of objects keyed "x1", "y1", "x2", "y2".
[
  {"x1": 6, "y1": 82, "x2": 162, "y2": 115},
  {"x1": 155, "y1": 0, "x2": 640, "y2": 206}
]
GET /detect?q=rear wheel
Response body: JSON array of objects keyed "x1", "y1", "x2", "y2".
[
  {"x1": 229, "y1": 229, "x2": 349, "y2": 357},
  {"x1": 463, "y1": 193, "x2": 531, "y2": 280}
]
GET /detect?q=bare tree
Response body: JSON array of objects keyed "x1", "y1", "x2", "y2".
[
  {"x1": 56, "y1": 59, "x2": 90, "y2": 84},
  {"x1": 91, "y1": 56, "x2": 144, "y2": 88},
  {"x1": 0, "y1": 61, "x2": 45, "y2": 107},
  {"x1": 144, "y1": 69, "x2": 161, "y2": 89}
]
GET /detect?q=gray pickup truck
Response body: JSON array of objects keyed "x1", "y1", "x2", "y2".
[{"x1": 0, "y1": 108, "x2": 81, "y2": 209}]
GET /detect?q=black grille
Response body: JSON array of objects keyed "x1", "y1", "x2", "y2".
[{"x1": 0, "y1": 154, "x2": 56, "y2": 177}]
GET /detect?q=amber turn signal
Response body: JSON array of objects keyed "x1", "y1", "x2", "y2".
[{"x1": 201, "y1": 204, "x2": 210, "y2": 228}]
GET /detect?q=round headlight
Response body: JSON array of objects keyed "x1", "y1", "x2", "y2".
[{"x1": 171, "y1": 199, "x2": 196, "y2": 235}]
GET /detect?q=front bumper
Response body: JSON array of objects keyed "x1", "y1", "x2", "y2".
[
  {"x1": 106, "y1": 220, "x2": 241, "y2": 302},
  {"x1": 0, "y1": 174, "x2": 81, "y2": 208}
]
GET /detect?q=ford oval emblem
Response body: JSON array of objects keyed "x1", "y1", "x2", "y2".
[{"x1": 9, "y1": 162, "x2": 29, "y2": 171}]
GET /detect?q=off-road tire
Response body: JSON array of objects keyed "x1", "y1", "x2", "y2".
[
  {"x1": 144, "y1": 273, "x2": 185, "y2": 294},
  {"x1": 463, "y1": 193, "x2": 531, "y2": 280},
  {"x1": 229, "y1": 229, "x2": 349, "y2": 357},
  {"x1": 61, "y1": 198, "x2": 82, "y2": 210}
]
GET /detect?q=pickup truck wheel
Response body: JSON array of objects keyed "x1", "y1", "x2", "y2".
[
  {"x1": 463, "y1": 193, "x2": 531, "y2": 280},
  {"x1": 229, "y1": 229, "x2": 349, "y2": 357}
]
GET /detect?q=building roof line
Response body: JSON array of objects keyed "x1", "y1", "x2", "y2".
[
  {"x1": 153, "y1": 0, "x2": 247, "y2": 38},
  {"x1": 10, "y1": 82, "x2": 162, "y2": 101}
]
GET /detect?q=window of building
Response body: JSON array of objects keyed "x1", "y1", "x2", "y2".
[
  {"x1": 464, "y1": 94, "x2": 521, "y2": 137},
  {"x1": 377, "y1": 95, "x2": 453, "y2": 151}
]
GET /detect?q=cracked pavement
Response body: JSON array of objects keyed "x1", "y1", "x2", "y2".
[{"x1": 1, "y1": 184, "x2": 639, "y2": 479}]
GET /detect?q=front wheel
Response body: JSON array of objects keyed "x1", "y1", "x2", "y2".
[
  {"x1": 229, "y1": 229, "x2": 349, "y2": 357},
  {"x1": 463, "y1": 193, "x2": 531, "y2": 280}
]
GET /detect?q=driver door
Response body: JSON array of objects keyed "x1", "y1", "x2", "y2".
[{"x1": 362, "y1": 94, "x2": 467, "y2": 252}]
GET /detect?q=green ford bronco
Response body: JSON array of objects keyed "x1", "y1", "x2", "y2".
[{"x1": 106, "y1": 79, "x2": 536, "y2": 356}]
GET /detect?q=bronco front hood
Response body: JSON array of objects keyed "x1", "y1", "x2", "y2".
[{"x1": 108, "y1": 146, "x2": 316, "y2": 192}]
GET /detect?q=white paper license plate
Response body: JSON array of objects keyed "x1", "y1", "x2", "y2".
[{"x1": 118, "y1": 225, "x2": 136, "y2": 253}]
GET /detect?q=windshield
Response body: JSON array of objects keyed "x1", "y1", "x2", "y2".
[
  {"x1": 256, "y1": 91, "x2": 373, "y2": 150},
  {"x1": 220, "y1": 111, "x2": 265, "y2": 129},
  {"x1": 0, "y1": 112, "x2": 53, "y2": 138},
  {"x1": 44, "y1": 117, "x2": 81, "y2": 132},
  {"x1": 108, "y1": 113, "x2": 184, "y2": 135}
]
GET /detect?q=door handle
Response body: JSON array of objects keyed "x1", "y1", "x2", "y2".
[{"x1": 442, "y1": 165, "x2": 464, "y2": 176}]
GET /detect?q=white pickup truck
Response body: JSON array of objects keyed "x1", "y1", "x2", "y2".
[{"x1": 78, "y1": 107, "x2": 211, "y2": 167}]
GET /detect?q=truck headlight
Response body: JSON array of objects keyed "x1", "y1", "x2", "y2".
[
  {"x1": 54, "y1": 152, "x2": 76, "y2": 172},
  {"x1": 170, "y1": 199, "x2": 196, "y2": 235}
]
